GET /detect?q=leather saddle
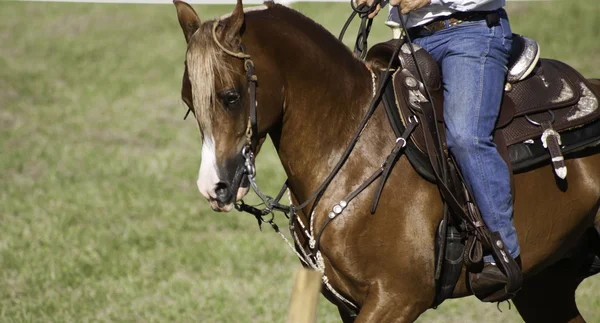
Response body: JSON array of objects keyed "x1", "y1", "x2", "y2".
[{"x1": 367, "y1": 35, "x2": 600, "y2": 182}]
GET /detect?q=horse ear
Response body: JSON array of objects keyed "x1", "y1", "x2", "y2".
[
  {"x1": 174, "y1": 0, "x2": 201, "y2": 43},
  {"x1": 222, "y1": 0, "x2": 245, "y2": 46}
]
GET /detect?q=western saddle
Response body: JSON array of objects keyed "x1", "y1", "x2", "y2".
[{"x1": 367, "y1": 35, "x2": 600, "y2": 183}]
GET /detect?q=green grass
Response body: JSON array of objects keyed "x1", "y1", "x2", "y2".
[{"x1": 1, "y1": 0, "x2": 599, "y2": 322}]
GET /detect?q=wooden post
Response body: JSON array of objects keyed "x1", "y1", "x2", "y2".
[{"x1": 286, "y1": 268, "x2": 322, "y2": 323}]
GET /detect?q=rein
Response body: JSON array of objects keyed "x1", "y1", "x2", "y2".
[{"x1": 338, "y1": 0, "x2": 382, "y2": 59}]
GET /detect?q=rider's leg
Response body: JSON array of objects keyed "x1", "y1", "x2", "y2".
[{"x1": 413, "y1": 11, "x2": 519, "y2": 263}]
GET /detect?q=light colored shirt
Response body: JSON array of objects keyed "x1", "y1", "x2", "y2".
[{"x1": 387, "y1": 0, "x2": 505, "y2": 29}]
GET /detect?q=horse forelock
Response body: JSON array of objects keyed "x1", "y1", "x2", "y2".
[
  {"x1": 185, "y1": 3, "x2": 364, "y2": 137},
  {"x1": 186, "y1": 21, "x2": 236, "y2": 136}
]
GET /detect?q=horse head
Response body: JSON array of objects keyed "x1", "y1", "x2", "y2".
[{"x1": 174, "y1": 0, "x2": 278, "y2": 212}]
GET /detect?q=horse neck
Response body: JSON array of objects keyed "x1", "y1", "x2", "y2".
[{"x1": 247, "y1": 8, "x2": 385, "y2": 203}]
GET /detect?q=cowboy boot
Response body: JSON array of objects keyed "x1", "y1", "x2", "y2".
[
  {"x1": 470, "y1": 262, "x2": 508, "y2": 298},
  {"x1": 470, "y1": 255, "x2": 522, "y2": 302}
]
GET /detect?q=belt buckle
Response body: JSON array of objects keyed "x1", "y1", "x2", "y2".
[{"x1": 448, "y1": 18, "x2": 464, "y2": 27}]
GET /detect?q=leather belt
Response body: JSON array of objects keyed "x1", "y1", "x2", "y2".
[{"x1": 409, "y1": 11, "x2": 495, "y2": 37}]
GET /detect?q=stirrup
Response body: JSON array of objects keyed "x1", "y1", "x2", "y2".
[{"x1": 469, "y1": 232, "x2": 522, "y2": 302}]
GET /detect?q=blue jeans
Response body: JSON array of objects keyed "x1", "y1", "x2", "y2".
[{"x1": 411, "y1": 10, "x2": 519, "y2": 262}]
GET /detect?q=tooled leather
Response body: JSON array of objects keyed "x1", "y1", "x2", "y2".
[
  {"x1": 505, "y1": 60, "x2": 579, "y2": 118},
  {"x1": 397, "y1": 43, "x2": 442, "y2": 92},
  {"x1": 500, "y1": 60, "x2": 600, "y2": 145}
]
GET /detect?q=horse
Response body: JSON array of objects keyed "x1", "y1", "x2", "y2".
[{"x1": 173, "y1": 0, "x2": 600, "y2": 321}]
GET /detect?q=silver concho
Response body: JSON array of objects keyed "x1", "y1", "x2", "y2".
[
  {"x1": 405, "y1": 76, "x2": 418, "y2": 88},
  {"x1": 333, "y1": 205, "x2": 343, "y2": 214}
]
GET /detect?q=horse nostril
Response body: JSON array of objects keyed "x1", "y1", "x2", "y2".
[{"x1": 215, "y1": 182, "x2": 232, "y2": 204}]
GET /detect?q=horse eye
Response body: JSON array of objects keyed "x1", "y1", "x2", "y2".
[{"x1": 220, "y1": 90, "x2": 241, "y2": 106}]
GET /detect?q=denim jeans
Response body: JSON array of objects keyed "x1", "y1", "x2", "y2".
[{"x1": 411, "y1": 9, "x2": 520, "y2": 262}]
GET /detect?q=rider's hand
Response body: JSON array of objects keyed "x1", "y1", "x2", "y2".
[
  {"x1": 390, "y1": 0, "x2": 431, "y2": 14},
  {"x1": 355, "y1": 0, "x2": 381, "y2": 19}
]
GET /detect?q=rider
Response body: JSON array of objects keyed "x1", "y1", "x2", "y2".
[{"x1": 359, "y1": 0, "x2": 521, "y2": 295}]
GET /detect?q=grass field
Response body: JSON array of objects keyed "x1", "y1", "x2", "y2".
[{"x1": 1, "y1": 0, "x2": 599, "y2": 322}]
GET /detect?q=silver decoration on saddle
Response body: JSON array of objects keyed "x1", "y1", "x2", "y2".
[
  {"x1": 500, "y1": 250, "x2": 509, "y2": 264},
  {"x1": 540, "y1": 75, "x2": 549, "y2": 88},
  {"x1": 409, "y1": 88, "x2": 428, "y2": 106},
  {"x1": 541, "y1": 128, "x2": 567, "y2": 179},
  {"x1": 507, "y1": 35, "x2": 540, "y2": 83},
  {"x1": 550, "y1": 79, "x2": 574, "y2": 103},
  {"x1": 541, "y1": 128, "x2": 562, "y2": 148},
  {"x1": 404, "y1": 76, "x2": 418, "y2": 88},
  {"x1": 567, "y1": 82, "x2": 599, "y2": 121}
]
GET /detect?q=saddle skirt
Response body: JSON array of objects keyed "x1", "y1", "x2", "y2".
[{"x1": 368, "y1": 36, "x2": 600, "y2": 181}]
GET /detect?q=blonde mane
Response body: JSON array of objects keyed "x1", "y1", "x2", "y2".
[
  {"x1": 185, "y1": 5, "x2": 271, "y2": 135},
  {"x1": 186, "y1": 22, "x2": 236, "y2": 135}
]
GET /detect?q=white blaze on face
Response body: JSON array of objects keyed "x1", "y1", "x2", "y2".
[{"x1": 197, "y1": 136, "x2": 220, "y2": 200}]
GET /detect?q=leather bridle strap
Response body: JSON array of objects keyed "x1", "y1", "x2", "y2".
[
  {"x1": 207, "y1": 22, "x2": 261, "y2": 206},
  {"x1": 209, "y1": 20, "x2": 258, "y2": 152},
  {"x1": 240, "y1": 44, "x2": 260, "y2": 152}
]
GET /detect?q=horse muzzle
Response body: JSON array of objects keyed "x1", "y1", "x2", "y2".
[
  {"x1": 198, "y1": 145, "x2": 254, "y2": 212},
  {"x1": 206, "y1": 181, "x2": 248, "y2": 212}
]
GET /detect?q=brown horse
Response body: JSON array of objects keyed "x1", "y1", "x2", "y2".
[{"x1": 173, "y1": 0, "x2": 600, "y2": 321}]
